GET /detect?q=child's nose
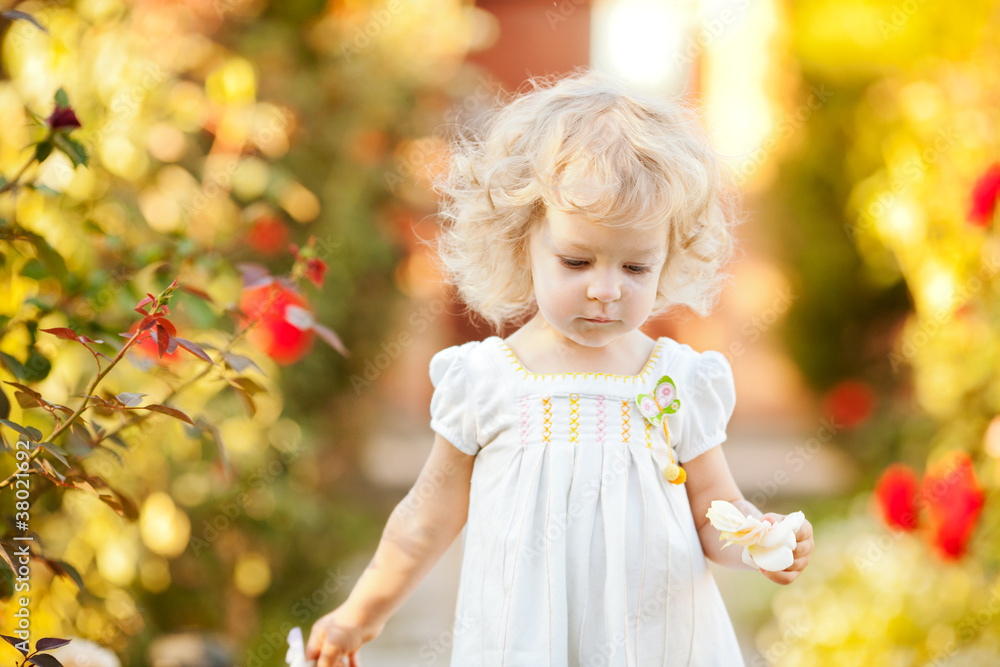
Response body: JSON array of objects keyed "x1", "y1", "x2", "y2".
[{"x1": 587, "y1": 270, "x2": 621, "y2": 302}]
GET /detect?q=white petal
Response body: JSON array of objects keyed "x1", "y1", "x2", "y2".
[
  {"x1": 706, "y1": 501, "x2": 756, "y2": 533},
  {"x1": 758, "y1": 511, "x2": 806, "y2": 549},
  {"x1": 741, "y1": 546, "x2": 756, "y2": 568},
  {"x1": 748, "y1": 542, "x2": 794, "y2": 572},
  {"x1": 286, "y1": 627, "x2": 309, "y2": 666}
]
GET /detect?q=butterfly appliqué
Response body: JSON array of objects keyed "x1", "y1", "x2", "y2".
[{"x1": 635, "y1": 375, "x2": 686, "y2": 484}]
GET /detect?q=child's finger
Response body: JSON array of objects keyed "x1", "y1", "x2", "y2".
[
  {"x1": 305, "y1": 626, "x2": 324, "y2": 660},
  {"x1": 795, "y1": 519, "x2": 814, "y2": 543}
]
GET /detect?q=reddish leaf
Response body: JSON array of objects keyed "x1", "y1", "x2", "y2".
[
  {"x1": 15, "y1": 391, "x2": 45, "y2": 409},
  {"x1": 3, "y1": 381, "x2": 42, "y2": 399},
  {"x1": 134, "y1": 295, "x2": 154, "y2": 314},
  {"x1": 38, "y1": 458, "x2": 65, "y2": 483},
  {"x1": 157, "y1": 318, "x2": 177, "y2": 337},
  {"x1": 39, "y1": 328, "x2": 102, "y2": 345},
  {"x1": 28, "y1": 651, "x2": 65, "y2": 666},
  {"x1": 153, "y1": 323, "x2": 169, "y2": 357},
  {"x1": 143, "y1": 404, "x2": 195, "y2": 425},
  {"x1": 36, "y1": 638, "x2": 72, "y2": 652},
  {"x1": 179, "y1": 284, "x2": 215, "y2": 304},
  {"x1": 176, "y1": 338, "x2": 213, "y2": 363},
  {"x1": 112, "y1": 489, "x2": 139, "y2": 521},
  {"x1": 39, "y1": 327, "x2": 79, "y2": 341}
]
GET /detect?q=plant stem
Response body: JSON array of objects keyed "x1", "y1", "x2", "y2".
[{"x1": 0, "y1": 156, "x2": 37, "y2": 195}]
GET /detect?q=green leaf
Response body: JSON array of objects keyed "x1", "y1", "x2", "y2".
[
  {"x1": 0, "y1": 351, "x2": 27, "y2": 380},
  {"x1": 34, "y1": 139, "x2": 53, "y2": 163},
  {"x1": 0, "y1": 418, "x2": 42, "y2": 443},
  {"x1": 54, "y1": 88, "x2": 69, "y2": 108},
  {"x1": 48, "y1": 560, "x2": 87, "y2": 595},
  {"x1": 37, "y1": 442, "x2": 69, "y2": 467},
  {"x1": 23, "y1": 348, "x2": 51, "y2": 383},
  {"x1": 53, "y1": 134, "x2": 87, "y2": 168}
]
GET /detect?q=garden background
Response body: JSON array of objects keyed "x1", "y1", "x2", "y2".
[{"x1": 1, "y1": 0, "x2": 999, "y2": 665}]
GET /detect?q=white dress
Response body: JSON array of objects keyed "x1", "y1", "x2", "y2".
[{"x1": 429, "y1": 336, "x2": 745, "y2": 667}]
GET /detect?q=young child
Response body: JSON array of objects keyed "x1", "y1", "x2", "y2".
[{"x1": 306, "y1": 70, "x2": 813, "y2": 667}]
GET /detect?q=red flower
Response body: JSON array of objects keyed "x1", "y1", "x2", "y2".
[
  {"x1": 823, "y1": 379, "x2": 875, "y2": 429},
  {"x1": 246, "y1": 216, "x2": 289, "y2": 255},
  {"x1": 304, "y1": 257, "x2": 327, "y2": 288},
  {"x1": 874, "y1": 464, "x2": 920, "y2": 531},
  {"x1": 238, "y1": 279, "x2": 315, "y2": 365},
  {"x1": 969, "y1": 163, "x2": 1000, "y2": 226},
  {"x1": 921, "y1": 452, "x2": 984, "y2": 560},
  {"x1": 47, "y1": 105, "x2": 81, "y2": 131}
]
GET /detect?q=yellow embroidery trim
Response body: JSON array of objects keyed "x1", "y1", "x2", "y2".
[
  {"x1": 569, "y1": 394, "x2": 580, "y2": 444},
  {"x1": 542, "y1": 396, "x2": 552, "y2": 444},
  {"x1": 621, "y1": 399, "x2": 630, "y2": 444},
  {"x1": 496, "y1": 338, "x2": 663, "y2": 383}
]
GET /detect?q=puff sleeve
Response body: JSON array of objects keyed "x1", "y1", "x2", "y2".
[
  {"x1": 675, "y1": 350, "x2": 736, "y2": 463},
  {"x1": 429, "y1": 342, "x2": 481, "y2": 456}
]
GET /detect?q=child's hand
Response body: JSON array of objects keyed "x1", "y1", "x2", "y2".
[
  {"x1": 758, "y1": 513, "x2": 813, "y2": 585},
  {"x1": 306, "y1": 606, "x2": 384, "y2": 667}
]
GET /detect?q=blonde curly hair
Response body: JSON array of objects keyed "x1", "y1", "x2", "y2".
[{"x1": 434, "y1": 69, "x2": 742, "y2": 332}]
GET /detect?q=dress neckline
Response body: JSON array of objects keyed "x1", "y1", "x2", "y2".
[{"x1": 490, "y1": 336, "x2": 665, "y2": 384}]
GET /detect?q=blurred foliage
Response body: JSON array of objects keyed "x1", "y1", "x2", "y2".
[
  {"x1": 0, "y1": 0, "x2": 482, "y2": 664},
  {"x1": 762, "y1": 0, "x2": 1000, "y2": 664}
]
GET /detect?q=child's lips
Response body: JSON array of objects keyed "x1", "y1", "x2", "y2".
[{"x1": 584, "y1": 317, "x2": 613, "y2": 323}]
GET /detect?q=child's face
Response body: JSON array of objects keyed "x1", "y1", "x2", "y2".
[{"x1": 526, "y1": 207, "x2": 668, "y2": 349}]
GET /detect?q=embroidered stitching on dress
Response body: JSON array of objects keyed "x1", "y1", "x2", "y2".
[
  {"x1": 569, "y1": 394, "x2": 580, "y2": 444},
  {"x1": 621, "y1": 399, "x2": 630, "y2": 445},
  {"x1": 542, "y1": 396, "x2": 552, "y2": 444},
  {"x1": 498, "y1": 339, "x2": 663, "y2": 383}
]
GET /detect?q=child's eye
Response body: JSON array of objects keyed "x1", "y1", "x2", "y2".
[
  {"x1": 560, "y1": 258, "x2": 589, "y2": 268},
  {"x1": 625, "y1": 264, "x2": 650, "y2": 274}
]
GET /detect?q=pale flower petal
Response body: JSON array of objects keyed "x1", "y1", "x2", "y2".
[
  {"x1": 748, "y1": 541, "x2": 796, "y2": 572},
  {"x1": 286, "y1": 627, "x2": 315, "y2": 667},
  {"x1": 705, "y1": 502, "x2": 806, "y2": 572}
]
